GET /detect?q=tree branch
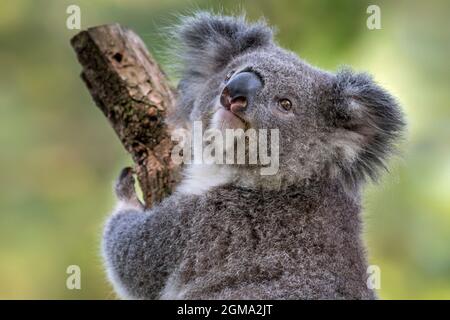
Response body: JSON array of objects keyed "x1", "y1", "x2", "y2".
[{"x1": 70, "y1": 24, "x2": 180, "y2": 207}]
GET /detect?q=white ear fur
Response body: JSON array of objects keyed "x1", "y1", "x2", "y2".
[{"x1": 330, "y1": 129, "x2": 365, "y2": 164}]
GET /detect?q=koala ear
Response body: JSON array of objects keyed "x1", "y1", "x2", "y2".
[
  {"x1": 173, "y1": 12, "x2": 274, "y2": 80},
  {"x1": 330, "y1": 69, "x2": 406, "y2": 186}
]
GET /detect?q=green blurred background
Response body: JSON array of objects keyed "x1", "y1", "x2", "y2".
[{"x1": 0, "y1": 0, "x2": 449, "y2": 299}]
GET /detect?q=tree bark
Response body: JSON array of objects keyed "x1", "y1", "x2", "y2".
[{"x1": 70, "y1": 24, "x2": 180, "y2": 207}]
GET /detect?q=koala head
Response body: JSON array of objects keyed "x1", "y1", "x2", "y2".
[{"x1": 171, "y1": 12, "x2": 405, "y2": 190}]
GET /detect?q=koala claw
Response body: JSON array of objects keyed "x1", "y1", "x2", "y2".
[{"x1": 115, "y1": 167, "x2": 143, "y2": 210}]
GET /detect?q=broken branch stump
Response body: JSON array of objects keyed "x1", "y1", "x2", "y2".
[{"x1": 70, "y1": 24, "x2": 180, "y2": 207}]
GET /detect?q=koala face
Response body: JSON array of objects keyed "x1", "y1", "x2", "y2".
[
  {"x1": 202, "y1": 50, "x2": 334, "y2": 183},
  {"x1": 173, "y1": 12, "x2": 405, "y2": 188}
]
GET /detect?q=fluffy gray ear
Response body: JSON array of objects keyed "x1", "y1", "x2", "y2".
[
  {"x1": 173, "y1": 12, "x2": 274, "y2": 82},
  {"x1": 167, "y1": 12, "x2": 274, "y2": 126},
  {"x1": 330, "y1": 69, "x2": 406, "y2": 187}
]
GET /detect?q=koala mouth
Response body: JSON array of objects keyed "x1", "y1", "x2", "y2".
[
  {"x1": 213, "y1": 90, "x2": 250, "y2": 131},
  {"x1": 212, "y1": 108, "x2": 247, "y2": 131}
]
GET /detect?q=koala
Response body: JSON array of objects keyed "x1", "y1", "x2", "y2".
[{"x1": 102, "y1": 12, "x2": 405, "y2": 299}]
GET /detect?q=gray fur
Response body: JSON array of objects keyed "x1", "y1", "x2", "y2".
[{"x1": 102, "y1": 12, "x2": 405, "y2": 300}]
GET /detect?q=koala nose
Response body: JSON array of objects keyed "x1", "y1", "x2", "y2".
[{"x1": 220, "y1": 71, "x2": 262, "y2": 113}]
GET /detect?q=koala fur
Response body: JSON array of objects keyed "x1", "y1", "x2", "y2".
[{"x1": 102, "y1": 12, "x2": 405, "y2": 299}]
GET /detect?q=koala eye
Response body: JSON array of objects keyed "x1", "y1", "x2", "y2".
[
  {"x1": 278, "y1": 99, "x2": 293, "y2": 112},
  {"x1": 224, "y1": 70, "x2": 235, "y2": 82}
]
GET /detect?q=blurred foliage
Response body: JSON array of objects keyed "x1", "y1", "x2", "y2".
[{"x1": 0, "y1": 0, "x2": 449, "y2": 299}]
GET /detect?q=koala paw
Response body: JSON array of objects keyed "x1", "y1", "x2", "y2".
[{"x1": 114, "y1": 167, "x2": 143, "y2": 210}]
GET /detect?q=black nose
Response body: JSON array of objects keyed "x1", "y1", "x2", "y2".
[{"x1": 220, "y1": 71, "x2": 262, "y2": 112}]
